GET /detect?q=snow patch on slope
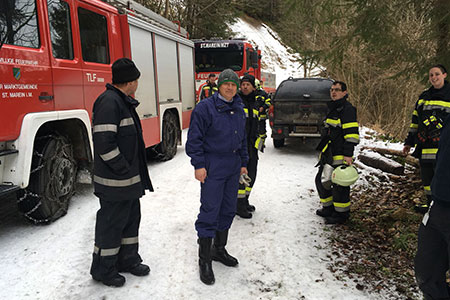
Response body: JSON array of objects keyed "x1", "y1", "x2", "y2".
[{"x1": 230, "y1": 17, "x2": 323, "y2": 87}]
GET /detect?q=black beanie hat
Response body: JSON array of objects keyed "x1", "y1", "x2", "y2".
[
  {"x1": 112, "y1": 58, "x2": 141, "y2": 84},
  {"x1": 241, "y1": 74, "x2": 256, "y2": 88}
]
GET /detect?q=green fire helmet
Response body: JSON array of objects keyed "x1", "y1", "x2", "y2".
[{"x1": 331, "y1": 165, "x2": 359, "y2": 187}]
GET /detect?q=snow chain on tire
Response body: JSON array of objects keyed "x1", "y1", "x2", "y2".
[{"x1": 17, "y1": 134, "x2": 77, "y2": 224}]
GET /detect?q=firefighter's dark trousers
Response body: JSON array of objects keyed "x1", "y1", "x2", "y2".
[
  {"x1": 90, "y1": 198, "x2": 142, "y2": 280},
  {"x1": 195, "y1": 153, "x2": 241, "y2": 238},
  {"x1": 420, "y1": 160, "x2": 436, "y2": 206},
  {"x1": 238, "y1": 147, "x2": 258, "y2": 207},
  {"x1": 315, "y1": 165, "x2": 350, "y2": 212},
  {"x1": 415, "y1": 201, "x2": 450, "y2": 300}
]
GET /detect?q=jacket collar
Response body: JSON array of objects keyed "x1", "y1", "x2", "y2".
[
  {"x1": 212, "y1": 92, "x2": 242, "y2": 112},
  {"x1": 327, "y1": 94, "x2": 348, "y2": 111},
  {"x1": 106, "y1": 83, "x2": 139, "y2": 107}
]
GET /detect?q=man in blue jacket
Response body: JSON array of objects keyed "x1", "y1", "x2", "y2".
[
  {"x1": 186, "y1": 69, "x2": 249, "y2": 285},
  {"x1": 415, "y1": 114, "x2": 450, "y2": 299}
]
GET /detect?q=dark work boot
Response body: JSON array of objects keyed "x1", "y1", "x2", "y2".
[
  {"x1": 198, "y1": 237, "x2": 215, "y2": 285},
  {"x1": 325, "y1": 211, "x2": 349, "y2": 224},
  {"x1": 245, "y1": 196, "x2": 256, "y2": 212},
  {"x1": 120, "y1": 263, "x2": 150, "y2": 276},
  {"x1": 236, "y1": 198, "x2": 252, "y2": 218},
  {"x1": 211, "y1": 230, "x2": 239, "y2": 267},
  {"x1": 316, "y1": 206, "x2": 334, "y2": 218},
  {"x1": 91, "y1": 252, "x2": 125, "y2": 287},
  {"x1": 93, "y1": 273, "x2": 126, "y2": 287}
]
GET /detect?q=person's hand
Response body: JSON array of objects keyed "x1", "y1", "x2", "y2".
[
  {"x1": 240, "y1": 167, "x2": 248, "y2": 175},
  {"x1": 402, "y1": 145, "x2": 411, "y2": 156},
  {"x1": 344, "y1": 156, "x2": 353, "y2": 165},
  {"x1": 195, "y1": 168, "x2": 207, "y2": 183}
]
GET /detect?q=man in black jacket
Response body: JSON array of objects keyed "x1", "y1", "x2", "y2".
[
  {"x1": 90, "y1": 58, "x2": 153, "y2": 287},
  {"x1": 236, "y1": 74, "x2": 267, "y2": 218},
  {"x1": 315, "y1": 81, "x2": 359, "y2": 224},
  {"x1": 415, "y1": 114, "x2": 450, "y2": 300}
]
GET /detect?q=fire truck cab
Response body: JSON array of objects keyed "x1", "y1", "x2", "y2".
[
  {"x1": 0, "y1": 0, "x2": 195, "y2": 223},
  {"x1": 194, "y1": 39, "x2": 261, "y2": 102}
]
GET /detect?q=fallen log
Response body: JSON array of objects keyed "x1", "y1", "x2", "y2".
[
  {"x1": 358, "y1": 151, "x2": 405, "y2": 175},
  {"x1": 360, "y1": 146, "x2": 419, "y2": 168}
]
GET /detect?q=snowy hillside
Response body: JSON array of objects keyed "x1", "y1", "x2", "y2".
[{"x1": 230, "y1": 17, "x2": 323, "y2": 86}]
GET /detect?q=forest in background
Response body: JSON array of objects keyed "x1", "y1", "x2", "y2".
[{"x1": 137, "y1": 0, "x2": 450, "y2": 139}]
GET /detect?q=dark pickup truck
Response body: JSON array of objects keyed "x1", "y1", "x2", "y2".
[{"x1": 268, "y1": 77, "x2": 333, "y2": 148}]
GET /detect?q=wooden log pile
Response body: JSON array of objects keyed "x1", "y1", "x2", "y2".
[{"x1": 357, "y1": 146, "x2": 419, "y2": 175}]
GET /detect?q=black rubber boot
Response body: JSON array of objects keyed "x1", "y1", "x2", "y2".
[
  {"x1": 325, "y1": 211, "x2": 349, "y2": 224},
  {"x1": 211, "y1": 230, "x2": 239, "y2": 267},
  {"x1": 316, "y1": 206, "x2": 334, "y2": 218},
  {"x1": 245, "y1": 196, "x2": 256, "y2": 212},
  {"x1": 93, "y1": 273, "x2": 126, "y2": 287},
  {"x1": 120, "y1": 263, "x2": 150, "y2": 276},
  {"x1": 236, "y1": 198, "x2": 252, "y2": 218},
  {"x1": 91, "y1": 252, "x2": 125, "y2": 287},
  {"x1": 198, "y1": 237, "x2": 215, "y2": 285}
]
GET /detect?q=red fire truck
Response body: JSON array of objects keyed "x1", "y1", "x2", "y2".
[
  {"x1": 194, "y1": 39, "x2": 261, "y2": 101},
  {"x1": 0, "y1": 0, "x2": 196, "y2": 223}
]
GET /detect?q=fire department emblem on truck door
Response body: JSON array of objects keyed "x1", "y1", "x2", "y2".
[{"x1": 13, "y1": 68, "x2": 21, "y2": 80}]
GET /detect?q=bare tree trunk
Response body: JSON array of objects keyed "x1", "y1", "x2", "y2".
[
  {"x1": 435, "y1": 0, "x2": 450, "y2": 65},
  {"x1": 163, "y1": 0, "x2": 169, "y2": 18}
]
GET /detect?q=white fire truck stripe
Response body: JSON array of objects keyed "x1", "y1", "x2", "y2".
[
  {"x1": 93, "y1": 175, "x2": 141, "y2": 187},
  {"x1": 93, "y1": 124, "x2": 117, "y2": 133}
]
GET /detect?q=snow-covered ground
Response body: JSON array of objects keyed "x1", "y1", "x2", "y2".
[
  {"x1": 0, "y1": 17, "x2": 412, "y2": 300},
  {"x1": 230, "y1": 18, "x2": 323, "y2": 86},
  {"x1": 0, "y1": 130, "x2": 400, "y2": 300}
]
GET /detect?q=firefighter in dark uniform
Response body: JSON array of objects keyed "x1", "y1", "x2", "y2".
[
  {"x1": 199, "y1": 73, "x2": 218, "y2": 102},
  {"x1": 415, "y1": 113, "x2": 450, "y2": 300},
  {"x1": 236, "y1": 74, "x2": 267, "y2": 218},
  {"x1": 403, "y1": 64, "x2": 450, "y2": 214},
  {"x1": 315, "y1": 81, "x2": 359, "y2": 224},
  {"x1": 186, "y1": 69, "x2": 249, "y2": 285},
  {"x1": 90, "y1": 58, "x2": 153, "y2": 287},
  {"x1": 254, "y1": 78, "x2": 271, "y2": 147}
]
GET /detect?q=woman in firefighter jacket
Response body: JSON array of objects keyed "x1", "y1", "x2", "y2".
[
  {"x1": 90, "y1": 58, "x2": 153, "y2": 287},
  {"x1": 236, "y1": 74, "x2": 267, "y2": 219},
  {"x1": 186, "y1": 69, "x2": 249, "y2": 285},
  {"x1": 403, "y1": 64, "x2": 450, "y2": 214},
  {"x1": 315, "y1": 81, "x2": 359, "y2": 224}
]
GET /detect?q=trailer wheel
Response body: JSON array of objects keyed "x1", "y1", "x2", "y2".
[
  {"x1": 273, "y1": 138, "x2": 285, "y2": 148},
  {"x1": 17, "y1": 135, "x2": 77, "y2": 224},
  {"x1": 155, "y1": 111, "x2": 179, "y2": 161}
]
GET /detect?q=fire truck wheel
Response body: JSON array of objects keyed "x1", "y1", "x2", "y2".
[
  {"x1": 17, "y1": 135, "x2": 77, "y2": 224},
  {"x1": 273, "y1": 138, "x2": 285, "y2": 148},
  {"x1": 155, "y1": 111, "x2": 179, "y2": 161}
]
